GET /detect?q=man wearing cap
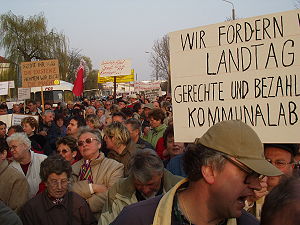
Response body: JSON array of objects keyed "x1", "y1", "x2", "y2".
[
  {"x1": 127, "y1": 94, "x2": 139, "y2": 108},
  {"x1": 110, "y1": 120, "x2": 282, "y2": 225}
]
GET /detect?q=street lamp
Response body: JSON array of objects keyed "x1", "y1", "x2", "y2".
[
  {"x1": 222, "y1": 0, "x2": 236, "y2": 20},
  {"x1": 145, "y1": 51, "x2": 158, "y2": 80}
]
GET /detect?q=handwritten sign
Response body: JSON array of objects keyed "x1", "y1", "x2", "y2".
[
  {"x1": 18, "y1": 88, "x2": 31, "y2": 100},
  {"x1": 134, "y1": 81, "x2": 161, "y2": 92},
  {"x1": 0, "y1": 82, "x2": 9, "y2": 96},
  {"x1": 169, "y1": 9, "x2": 300, "y2": 143},
  {"x1": 21, "y1": 59, "x2": 60, "y2": 88},
  {"x1": 99, "y1": 59, "x2": 132, "y2": 77},
  {"x1": 12, "y1": 114, "x2": 39, "y2": 126},
  {"x1": 98, "y1": 69, "x2": 135, "y2": 83}
]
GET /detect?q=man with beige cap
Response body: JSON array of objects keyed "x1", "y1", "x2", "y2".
[{"x1": 110, "y1": 120, "x2": 282, "y2": 225}]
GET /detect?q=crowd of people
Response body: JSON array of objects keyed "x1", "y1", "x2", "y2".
[{"x1": 0, "y1": 93, "x2": 299, "y2": 225}]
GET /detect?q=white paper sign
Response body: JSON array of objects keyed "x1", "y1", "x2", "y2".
[
  {"x1": 8, "y1": 81, "x2": 15, "y2": 89},
  {"x1": 134, "y1": 81, "x2": 161, "y2": 91},
  {"x1": 0, "y1": 82, "x2": 9, "y2": 96},
  {"x1": 99, "y1": 59, "x2": 132, "y2": 77},
  {"x1": 0, "y1": 114, "x2": 12, "y2": 128},
  {"x1": 18, "y1": 88, "x2": 31, "y2": 100},
  {"x1": 169, "y1": 9, "x2": 300, "y2": 143},
  {"x1": 12, "y1": 114, "x2": 39, "y2": 126}
]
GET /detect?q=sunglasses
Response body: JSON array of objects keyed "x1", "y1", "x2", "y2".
[{"x1": 78, "y1": 137, "x2": 99, "y2": 146}]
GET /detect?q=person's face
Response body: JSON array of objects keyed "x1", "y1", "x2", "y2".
[
  {"x1": 97, "y1": 110, "x2": 105, "y2": 118},
  {"x1": 22, "y1": 123, "x2": 35, "y2": 135},
  {"x1": 0, "y1": 125, "x2": 6, "y2": 137},
  {"x1": 144, "y1": 108, "x2": 151, "y2": 118},
  {"x1": 166, "y1": 136, "x2": 184, "y2": 158},
  {"x1": 94, "y1": 101, "x2": 102, "y2": 109},
  {"x1": 13, "y1": 105, "x2": 20, "y2": 113},
  {"x1": 78, "y1": 132, "x2": 101, "y2": 160},
  {"x1": 118, "y1": 102, "x2": 126, "y2": 109},
  {"x1": 86, "y1": 120, "x2": 95, "y2": 129},
  {"x1": 86, "y1": 109, "x2": 95, "y2": 116},
  {"x1": 210, "y1": 157, "x2": 262, "y2": 219},
  {"x1": 265, "y1": 147, "x2": 294, "y2": 191},
  {"x1": 44, "y1": 113, "x2": 54, "y2": 124},
  {"x1": 125, "y1": 123, "x2": 139, "y2": 141},
  {"x1": 133, "y1": 173, "x2": 163, "y2": 198},
  {"x1": 44, "y1": 104, "x2": 51, "y2": 110},
  {"x1": 104, "y1": 135, "x2": 114, "y2": 150},
  {"x1": 153, "y1": 102, "x2": 160, "y2": 108},
  {"x1": 57, "y1": 144, "x2": 76, "y2": 162},
  {"x1": 46, "y1": 172, "x2": 69, "y2": 199},
  {"x1": 105, "y1": 117, "x2": 112, "y2": 127},
  {"x1": 149, "y1": 117, "x2": 161, "y2": 128},
  {"x1": 9, "y1": 140, "x2": 29, "y2": 162},
  {"x1": 105, "y1": 101, "x2": 112, "y2": 109},
  {"x1": 27, "y1": 103, "x2": 36, "y2": 111},
  {"x1": 56, "y1": 119, "x2": 64, "y2": 128},
  {"x1": 112, "y1": 115, "x2": 124, "y2": 123},
  {"x1": 67, "y1": 103, "x2": 73, "y2": 109},
  {"x1": 67, "y1": 119, "x2": 78, "y2": 136},
  {"x1": 0, "y1": 109, "x2": 7, "y2": 115}
]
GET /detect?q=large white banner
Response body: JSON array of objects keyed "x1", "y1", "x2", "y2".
[
  {"x1": 99, "y1": 59, "x2": 132, "y2": 77},
  {"x1": 169, "y1": 9, "x2": 300, "y2": 143}
]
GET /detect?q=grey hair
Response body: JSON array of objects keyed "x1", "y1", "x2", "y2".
[
  {"x1": 129, "y1": 148, "x2": 164, "y2": 183},
  {"x1": 183, "y1": 143, "x2": 226, "y2": 182},
  {"x1": 42, "y1": 110, "x2": 54, "y2": 116},
  {"x1": 77, "y1": 127, "x2": 102, "y2": 144},
  {"x1": 86, "y1": 106, "x2": 96, "y2": 114},
  {"x1": 6, "y1": 132, "x2": 31, "y2": 149}
]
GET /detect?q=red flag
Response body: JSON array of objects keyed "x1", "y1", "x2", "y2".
[{"x1": 72, "y1": 66, "x2": 84, "y2": 96}]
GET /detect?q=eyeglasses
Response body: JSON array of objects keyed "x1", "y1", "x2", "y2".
[
  {"x1": 223, "y1": 155, "x2": 265, "y2": 184},
  {"x1": 47, "y1": 179, "x2": 70, "y2": 187},
  {"x1": 78, "y1": 137, "x2": 99, "y2": 146},
  {"x1": 56, "y1": 149, "x2": 70, "y2": 154},
  {"x1": 266, "y1": 159, "x2": 294, "y2": 169}
]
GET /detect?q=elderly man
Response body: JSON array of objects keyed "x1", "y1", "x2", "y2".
[
  {"x1": 99, "y1": 148, "x2": 182, "y2": 225},
  {"x1": 0, "y1": 138, "x2": 29, "y2": 212},
  {"x1": 245, "y1": 143, "x2": 299, "y2": 218},
  {"x1": 7, "y1": 132, "x2": 47, "y2": 198},
  {"x1": 110, "y1": 120, "x2": 282, "y2": 225}
]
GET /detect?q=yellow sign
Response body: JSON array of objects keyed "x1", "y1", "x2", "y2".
[
  {"x1": 21, "y1": 59, "x2": 60, "y2": 88},
  {"x1": 98, "y1": 69, "x2": 134, "y2": 83}
]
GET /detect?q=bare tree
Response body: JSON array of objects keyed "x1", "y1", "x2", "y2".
[
  {"x1": 296, "y1": 0, "x2": 300, "y2": 8},
  {"x1": 149, "y1": 35, "x2": 170, "y2": 81}
]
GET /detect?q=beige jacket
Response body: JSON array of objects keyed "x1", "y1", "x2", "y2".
[
  {"x1": 71, "y1": 152, "x2": 124, "y2": 219},
  {"x1": 0, "y1": 160, "x2": 29, "y2": 212},
  {"x1": 99, "y1": 169, "x2": 183, "y2": 225}
]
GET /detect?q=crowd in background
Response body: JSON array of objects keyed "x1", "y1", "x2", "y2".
[{"x1": 0, "y1": 92, "x2": 299, "y2": 225}]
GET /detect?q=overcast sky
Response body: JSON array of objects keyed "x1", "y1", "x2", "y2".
[{"x1": 0, "y1": 0, "x2": 296, "y2": 81}]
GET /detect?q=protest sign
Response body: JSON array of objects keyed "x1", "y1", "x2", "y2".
[
  {"x1": 8, "y1": 81, "x2": 15, "y2": 88},
  {"x1": 99, "y1": 59, "x2": 132, "y2": 77},
  {"x1": 18, "y1": 88, "x2": 31, "y2": 100},
  {"x1": 0, "y1": 82, "x2": 9, "y2": 96},
  {"x1": 0, "y1": 114, "x2": 12, "y2": 128},
  {"x1": 98, "y1": 69, "x2": 135, "y2": 83},
  {"x1": 134, "y1": 81, "x2": 161, "y2": 92},
  {"x1": 12, "y1": 114, "x2": 39, "y2": 126},
  {"x1": 169, "y1": 9, "x2": 300, "y2": 143},
  {"x1": 21, "y1": 59, "x2": 60, "y2": 88}
]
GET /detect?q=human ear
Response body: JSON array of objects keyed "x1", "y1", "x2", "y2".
[{"x1": 201, "y1": 165, "x2": 216, "y2": 184}]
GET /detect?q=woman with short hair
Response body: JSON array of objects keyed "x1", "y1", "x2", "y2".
[
  {"x1": 71, "y1": 127, "x2": 124, "y2": 219},
  {"x1": 20, "y1": 154, "x2": 97, "y2": 225}
]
